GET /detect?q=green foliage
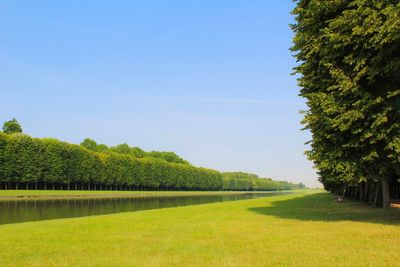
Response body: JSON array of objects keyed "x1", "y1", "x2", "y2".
[
  {"x1": 146, "y1": 151, "x2": 189, "y2": 164},
  {"x1": 41, "y1": 138, "x2": 67, "y2": 185},
  {"x1": 80, "y1": 138, "x2": 109, "y2": 153},
  {"x1": 0, "y1": 133, "x2": 301, "y2": 191},
  {"x1": 96, "y1": 144, "x2": 109, "y2": 153},
  {"x1": 222, "y1": 172, "x2": 303, "y2": 191},
  {"x1": 0, "y1": 133, "x2": 223, "y2": 191},
  {"x1": 80, "y1": 138, "x2": 98, "y2": 151},
  {"x1": 107, "y1": 142, "x2": 188, "y2": 164},
  {"x1": 64, "y1": 144, "x2": 103, "y2": 185},
  {"x1": 3, "y1": 134, "x2": 43, "y2": 186},
  {"x1": 223, "y1": 172, "x2": 259, "y2": 180},
  {"x1": 0, "y1": 133, "x2": 9, "y2": 181},
  {"x1": 105, "y1": 141, "x2": 188, "y2": 164},
  {"x1": 291, "y1": 0, "x2": 400, "y2": 198},
  {"x1": 2, "y1": 118, "x2": 22, "y2": 134},
  {"x1": 129, "y1": 147, "x2": 145, "y2": 158},
  {"x1": 110, "y1": 143, "x2": 131, "y2": 154}
]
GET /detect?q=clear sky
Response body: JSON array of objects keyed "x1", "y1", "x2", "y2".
[{"x1": 0, "y1": 1, "x2": 319, "y2": 187}]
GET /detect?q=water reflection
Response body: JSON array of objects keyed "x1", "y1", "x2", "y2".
[{"x1": 0, "y1": 192, "x2": 288, "y2": 225}]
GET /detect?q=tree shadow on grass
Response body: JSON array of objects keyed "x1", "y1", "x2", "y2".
[{"x1": 248, "y1": 193, "x2": 400, "y2": 226}]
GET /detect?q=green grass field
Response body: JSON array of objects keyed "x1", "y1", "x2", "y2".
[
  {"x1": 1, "y1": 190, "x2": 399, "y2": 266},
  {"x1": 0, "y1": 190, "x2": 271, "y2": 200}
]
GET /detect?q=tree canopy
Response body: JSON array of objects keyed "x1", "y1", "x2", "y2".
[
  {"x1": 0, "y1": 120, "x2": 304, "y2": 192},
  {"x1": 222, "y1": 172, "x2": 304, "y2": 191},
  {"x1": 2, "y1": 118, "x2": 22, "y2": 134},
  {"x1": 291, "y1": 0, "x2": 400, "y2": 207},
  {"x1": 0, "y1": 132, "x2": 223, "y2": 191}
]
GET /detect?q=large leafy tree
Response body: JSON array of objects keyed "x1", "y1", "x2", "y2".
[
  {"x1": 80, "y1": 138, "x2": 108, "y2": 152},
  {"x1": 292, "y1": 0, "x2": 400, "y2": 208},
  {"x1": 2, "y1": 118, "x2": 22, "y2": 134},
  {"x1": 80, "y1": 138, "x2": 98, "y2": 151}
]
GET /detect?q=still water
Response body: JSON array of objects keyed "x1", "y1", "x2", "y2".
[{"x1": 0, "y1": 192, "x2": 287, "y2": 225}]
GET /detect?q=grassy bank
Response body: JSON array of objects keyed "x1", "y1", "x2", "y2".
[
  {"x1": 1, "y1": 190, "x2": 399, "y2": 266},
  {"x1": 0, "y1": 190, "x2": 281, "y2": 200}
]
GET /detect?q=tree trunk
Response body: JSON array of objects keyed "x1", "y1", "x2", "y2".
[
  {"x1": 373, "y1": 182, "x2": 381, "y2": 207},
  {"x1": 341, "y1": 185, "x2": 347, "y2": 198},
  {"x1": 368, "y1": 182, "x2": 375, "y2": 205},
  {"x1": 355, "y1": 186, "x2": 359, "y2": 201},
  {"x1": 364, "y1": 183, "x2": 368, "y2": 202},
  {"x1": 382, "y1": 176, "x2": 390, "y2": 209}
]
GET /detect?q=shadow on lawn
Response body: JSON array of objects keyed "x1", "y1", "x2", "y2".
[{"x1": 248, "y1": 193, "x2": 400, "y2": 226}]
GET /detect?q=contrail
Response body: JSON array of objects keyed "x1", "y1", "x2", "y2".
[{"x1": 75, "y1": 32, "x2": 176, "y2": 72}]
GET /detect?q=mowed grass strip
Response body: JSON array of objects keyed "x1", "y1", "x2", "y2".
[
  {"x1": 0, "y1": 190, "x2": 270, "y2": 199},
  {"x1": 0, "y1": 190, "x2": 399, "y2": 266}
]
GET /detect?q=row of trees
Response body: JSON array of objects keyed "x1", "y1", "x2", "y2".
[
  {"x1": 222, "y1": 172, "x2": 305, "y2": 191},
  {"x1": 292, "y1": 0, "x2": 400, "y2": 207},
  {"x1": 0, "y1": 132, "x2": 222, "y2": 191},
  {"x1": 0, "y1": 119, "x2": 305, "y2": 192}
]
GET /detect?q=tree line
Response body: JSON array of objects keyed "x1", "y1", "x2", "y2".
[
  {"x1": 0, "y1": 132, "x2": 222, "y2": 191},
  {"x1": 291, "y1": 0, "x2": 400, "y2": 208},
  {"x1": 0, "y1": 119, "x2": 303, "y2": 191},
  {"x1": 222, "y1": 172, "x2": 305, "y2": 191}
]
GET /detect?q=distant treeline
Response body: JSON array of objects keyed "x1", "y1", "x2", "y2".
[
  {"x1": 0, "y1": 131, "x2": 304, "y2": 191},
  {"x1": 222, "y1": 172, "x2": 305, "y2": 191}
]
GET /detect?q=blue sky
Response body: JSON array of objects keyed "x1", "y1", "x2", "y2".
[{"x1": 0, "y1": 1, "x2": 319, "y2": 187}]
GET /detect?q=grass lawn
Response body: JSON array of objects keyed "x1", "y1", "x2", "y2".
[
  {"x1": 1, "y1": 190, "x2": 399, "y2": 266},
  {"x1": 0, "y1": 190, "x2": 271, "y2": 200}
]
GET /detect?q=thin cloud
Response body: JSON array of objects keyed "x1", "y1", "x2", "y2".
[{"x1": 74, "y1": 33, "x2": 176, "y2": 72}]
